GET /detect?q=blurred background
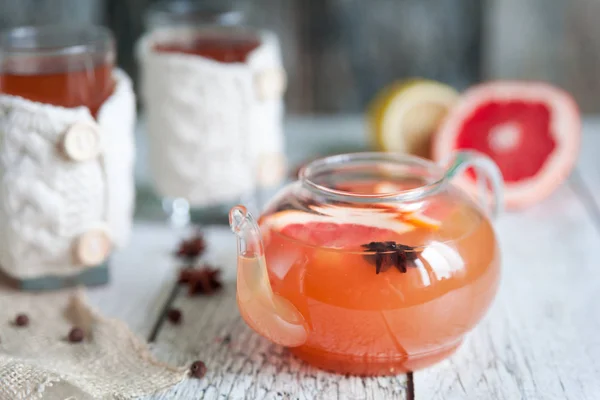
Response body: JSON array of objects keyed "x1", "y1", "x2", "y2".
[{"x1": 1, "y1": 0, "x2": 598, "y2": 114}]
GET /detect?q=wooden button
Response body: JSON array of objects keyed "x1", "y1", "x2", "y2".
[
  {"x1": 62, "y1": 122, "x2": 102, "y2": 162},
  {"x1": 74, "y1": 227, "x2": 112, "y2": 267},
  {"x1": 255, "y1": 68, "x2": 287, "y2": 101}
]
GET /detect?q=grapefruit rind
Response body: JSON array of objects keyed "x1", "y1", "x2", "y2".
[
  {"x1": 372, "y1": 182, "x2": 443, "y2": 229},
  {"x1": 401, "y1": 212, "x2": 442, "y2": 230},
  {"x1": 319, "y1": 182, "x2": 443, "y2": 229},
  {"x1": 433, "y1": 81, "x2": 581, "y2": 210},
  {"x1": 314, "y1": 202, "x2": 442, "y2": 231}
]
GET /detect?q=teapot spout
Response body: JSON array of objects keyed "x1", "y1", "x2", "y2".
[
  {"x1": 229, "y1": 205, "x2": 265, "y2": 259},
  {"x1": 229, "y1": 206, "x2": 308, "y2": 347}
]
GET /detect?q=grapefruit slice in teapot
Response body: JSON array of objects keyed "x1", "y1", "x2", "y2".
[
  {"x1": 264, "y1": 209, "x2": 415, "y2": 249},
  {"x1": 432, "y1": 81, "x2": 581, "y2": 210}
]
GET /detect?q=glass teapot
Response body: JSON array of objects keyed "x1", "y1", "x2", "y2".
[{"x1": 229, "y1": 151, "x2": 502, "y2": 376}]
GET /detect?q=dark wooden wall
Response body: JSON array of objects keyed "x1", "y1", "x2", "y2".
[
  {"x1": 0, "y1": 0, "x2": 103, "y2": 26},
  {"x1": 101, "y1": 0, "x2": 483, "y2": 113},
  {"x1": 254, "y1": 0, "x2": 483, "y2": 113},
  {"x1": 1, "y1": 0, "x2": 599, "y2": 113}
]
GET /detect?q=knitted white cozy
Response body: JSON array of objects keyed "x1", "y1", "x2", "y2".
[
  {"x1": 0, "y1": 69, "x2": 136, "y2": 279},
  {"x1": 138, "y1": 27, "x2": 286, "y2": 207}
]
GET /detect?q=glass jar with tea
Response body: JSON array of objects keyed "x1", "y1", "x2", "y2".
[
  {"x1": 138, "y1": 0, "x2": 287, "y2": 226},
  {"x1": 0, "y1": 25, "x2": 136, "y2": 290}
]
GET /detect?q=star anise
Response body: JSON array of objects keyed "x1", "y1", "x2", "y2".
[
  {"x1": 362, "y1": 241, "x2": 419, "y2": 274},
  {"x1": 178, "y1": 265, "x2": 222, "y2": 296},
  {"x1": 175, "y1": 231, "x2": 206, "y2": 260}
]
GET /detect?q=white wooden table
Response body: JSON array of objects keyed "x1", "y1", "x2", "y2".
[{"x1": 88, "y1": 116, "x2": 600, "y2": 399}]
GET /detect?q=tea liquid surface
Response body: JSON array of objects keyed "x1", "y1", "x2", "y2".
[
  {"x1": 0, "y1": 61, "x2": 114, "y2": 117},
  {"x1": 154, "y1": 35, "x2": 260, "y2": 63}
]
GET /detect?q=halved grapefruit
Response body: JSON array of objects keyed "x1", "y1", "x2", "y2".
[{"x1": 433, "y1": 81, "x2": 581, "y2": 210}]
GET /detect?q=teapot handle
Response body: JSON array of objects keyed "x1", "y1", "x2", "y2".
[{"x1": 443, "y1": 151, "x2": 504, "y2": 219}]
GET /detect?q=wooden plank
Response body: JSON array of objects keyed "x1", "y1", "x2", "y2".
[
  {"x1": 483, "y1": 0, "x2": 566, "y2": 83},
  {"x1": 147, "y1": 227, "x2": 409, "y2": 400},
  {"x1": 86, "y1": 221, "x2": 180, "y2": 337},
  {"x1": 483, "y1": 0, "x2": 600, "y2": 112},
  {"x1": 413, "y1": 178, "x2": 600, "y2": 399},
  {"x1": 562, "y1": 0, "x2": 600, "y2": 113}
]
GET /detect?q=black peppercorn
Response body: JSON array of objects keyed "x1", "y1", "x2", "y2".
[
  {"x1": 167, "y1": 308, "x2": 182, "y2": 324},
  {"x1": 14, "y1": 313, "x2": 29, "y2": 327},
  {"x1": 190, "y1": 360, "x2": 207, "y2": 379},
  {"x1": 68, "y1": 327, "x2": 85, "y2": 343}
]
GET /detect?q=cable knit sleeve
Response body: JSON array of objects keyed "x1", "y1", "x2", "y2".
[
  {"x1": 0, "y1": 69, "x2": 136, "y2": 279},
  {"x1": 138, "y1": 28, "x2": 286, "y2": 208}
]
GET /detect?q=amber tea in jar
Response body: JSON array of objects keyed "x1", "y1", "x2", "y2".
[{"x1": 0, "y1": 25, "x2": 115, "y2": 118}]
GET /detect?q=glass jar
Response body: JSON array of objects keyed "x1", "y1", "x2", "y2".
[
  {"x1": 144, "y1": 0, "x2": 260, "y2": 83},
  {"x1": 139, "y1": 0, "x2": 287, "y2": 227},
  {"x1": 0, "y1": 25, "x2": 115, "y2": 117},
  {"x1": 230, "y1": 151, "x2": 502, "y2": 375},
  {"x1": 144, "y1": 0, "x2": 244, "y2": 31}
]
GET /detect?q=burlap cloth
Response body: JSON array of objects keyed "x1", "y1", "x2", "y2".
[{"x1": 0, "y1": 284, "x2": 188, "y2": 400}]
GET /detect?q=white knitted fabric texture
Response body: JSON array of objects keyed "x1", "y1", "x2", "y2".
[
  {"x1": 0, "y1": 70, "x2": 136, "y2": 279},
  {"x1": 0, "y1": 285, "x2": 187, "y2": 400},
  {"x1": 138, "y1": 28, "x2": 286, "y2": 207},
  {"x1": 98, "y1": 70, "x2": 136, "y2": 248}
]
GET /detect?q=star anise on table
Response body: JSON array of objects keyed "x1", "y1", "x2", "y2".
[
  {"x1": 175, "y1": 231, "x2": 206, "y2": 260},
  {"x1": 178, "y1": 265, "x2": 222, "y2": 296},
  {"x1": 362, "y1": 241, "x2": 419, "y2": 274}
]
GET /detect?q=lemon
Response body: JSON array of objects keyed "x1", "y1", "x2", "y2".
[{"x1": 367, "y1": 79, "x2": 459, "y2": 158}]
